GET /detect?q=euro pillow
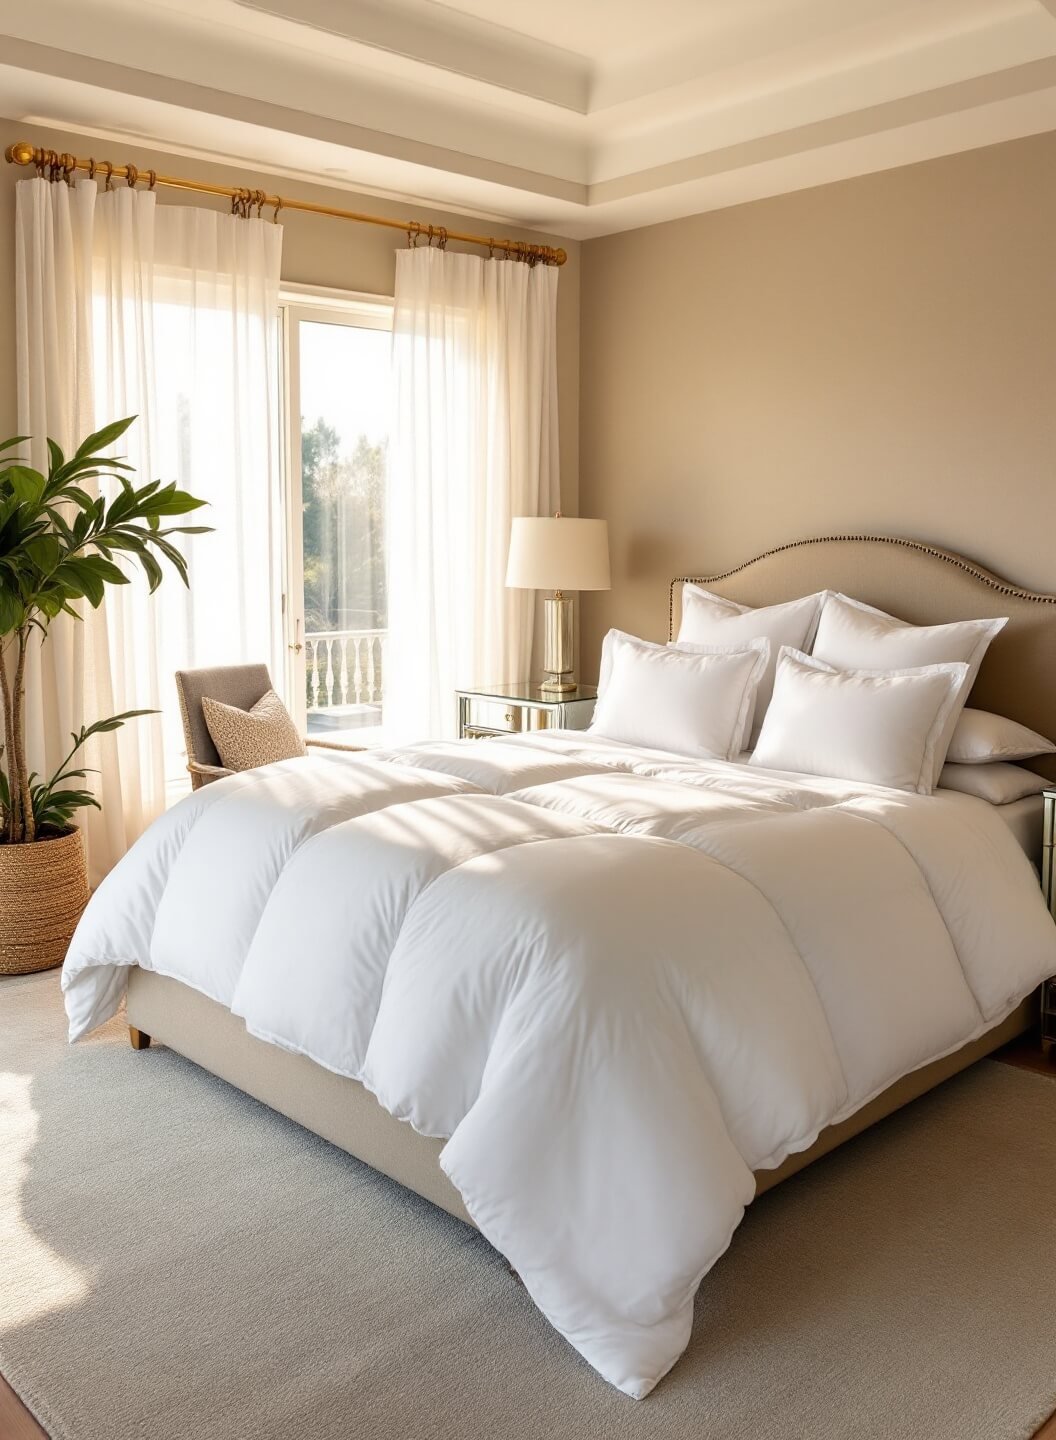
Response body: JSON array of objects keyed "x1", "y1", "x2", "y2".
[
  {"x1": 812, "y1": 593, "x2": 1006, "y2": 678},
  {"x1": 676, "y1": 587, "x2": 827, "y2": 744},
  {"x1": 591, "y1": 630, "x2": 769, "y2": 760},
  {"x1": 750, "y1": 648, "x2": 970, "y2": 794},
  {"x1": 202, "y1": 688, "x2": 306, "y2": 772},
  {"x1": 937, "y1": 762, "x2": 1049, "y2": 805},
  {"x1": 945, "y1": 708, "x2": 1055, "y2": 765}
]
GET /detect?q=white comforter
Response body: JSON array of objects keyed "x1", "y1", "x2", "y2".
[{"x1": 63, "y1": 732, "x2": 1056, "y2": 1397}]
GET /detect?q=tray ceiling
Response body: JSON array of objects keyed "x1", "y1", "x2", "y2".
[{"x1": 3, "y1": 0, "x2": 1056, "y2": 238}]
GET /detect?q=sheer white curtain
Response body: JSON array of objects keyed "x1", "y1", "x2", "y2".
[
  {"x1": 385, "y1": 247, "x2": 559, "y2": 739},
  {"x1": 15, "y1": 177, "x2": 282, "y2": 883}
]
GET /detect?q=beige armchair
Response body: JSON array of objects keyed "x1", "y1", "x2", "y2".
[{"x1": 175, "y1": 663, "x2": 362, "y2": 790}]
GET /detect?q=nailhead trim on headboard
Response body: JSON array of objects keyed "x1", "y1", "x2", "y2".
[{"x1": 668, "y1": 535, "x2": 1056, "y2": 640}]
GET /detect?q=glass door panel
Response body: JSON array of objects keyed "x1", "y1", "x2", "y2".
[{"x1": 284, "y1": 305, "x2": 392, "y2": 745}]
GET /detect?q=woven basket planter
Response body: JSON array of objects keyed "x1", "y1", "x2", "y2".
[{"x1": 0, "y1": 828, "x2": 89, "y2": 976}]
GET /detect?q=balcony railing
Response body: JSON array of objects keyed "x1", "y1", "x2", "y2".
[{"x1": 305, "y1": 628, "x2": 386, "y2": 712}]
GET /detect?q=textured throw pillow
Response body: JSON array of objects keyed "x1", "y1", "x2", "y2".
[
  {"x1": 750, "y1": 647, "x2": 970, "y2": 794},
  {"x1": 945, "y1": 708, "x2": 1056, "y2": 766},
  {"x1": 676, "y1": 587, "x2": 828, "y2": 744},
  {"x1": 201, "y1": 688, "x2": 306, "y2": 772},
  {"x1": 591, "y1": 630, "x2": 769, "y2": 760}
]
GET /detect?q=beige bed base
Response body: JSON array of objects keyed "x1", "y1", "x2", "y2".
[
  {"x1": 126, "y1": 536, "x2": 1056, "y2": 1225},
  {"x1": 126, "y1": 966, "x2": 1035, "y2": 1223}
]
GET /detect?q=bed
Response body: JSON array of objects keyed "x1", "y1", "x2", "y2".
[{"x1": 62, "y1": 535, "x2": 1056, "y2": 1399}]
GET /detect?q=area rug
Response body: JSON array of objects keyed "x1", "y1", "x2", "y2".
[{"x1": 3, "y1": 970, "x2": 1056, "y2": 1440}]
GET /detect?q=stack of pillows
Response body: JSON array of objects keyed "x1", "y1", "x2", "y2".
[{"x1": 590, "y1": 588, "x2": 1054, "y2": 798}]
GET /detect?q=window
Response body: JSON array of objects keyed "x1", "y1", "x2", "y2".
[{"x1": 281, "y1": 288, "x2": 394, "y2": 745}]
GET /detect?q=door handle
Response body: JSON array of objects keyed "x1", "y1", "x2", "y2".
[{"x1": 288, "y1": 617, "x2": 303, "y2": 654}]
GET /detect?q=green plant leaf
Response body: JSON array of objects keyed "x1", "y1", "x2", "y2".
[
  {"x1": 0, "y1": 582, "x2": 23, "y2": 633},
  {"x1": 22, "y1": 534, "x2": 62, "y2": 574},
  {"x1": 139, "y1": 550, "x2": 163, "y2": 592},
  {"x1": 46, "y1": 438, "x2": 65, "y2": 473},
  {"x1": 73, "y1": 416, "x2": 136, "y2": 460},
  {"x1": 0, "y1": 436, "x2": 28, "y2": 456},
  {"x1": 81, "y1": 708, "x2": 157, "y2": 738},
  {"x1": 52, "y1": 485, "x2": 96, "y2": 513},
  {"x1": 53, "y1": 557, "x2": 106, "y2": 607},
  {"x1": 5, "y1": 465, "x2": 46, "y2": 506},
  {"x1": 85, "y1": 556, "x2": 131, "y2": 587}
]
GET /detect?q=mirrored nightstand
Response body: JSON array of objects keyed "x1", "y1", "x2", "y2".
[
  {"x1": 1042, "y1": 791, "x2": 1056, "y2": 1054},
  {"x1": 456, "y1": 682, "x2": 597, "y2": 740}
]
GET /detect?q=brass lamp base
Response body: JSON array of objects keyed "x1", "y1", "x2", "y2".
[{"x1": 542, "y1": 592, "x2": 576, "y2": 695}]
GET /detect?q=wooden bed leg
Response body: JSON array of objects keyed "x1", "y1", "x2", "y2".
[{"x1": 129, "y1": 1026, "x2": 151, "y2": 1051}]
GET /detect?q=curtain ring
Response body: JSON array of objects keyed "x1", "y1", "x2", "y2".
[
  {"x1": 87, "y1": 158, "x2": 96, "y2": 181},
  {"x1": 61, "y1": 153, "x2": 75, "y2": 185},
  {"x1": 147, "y1": 169, "x2": 157, "y2": 190},
  {"x1": 102, "y1": 161, "x2": 114, "y2": 191},
  {"x1": 437, "y1": 226, "x2": 448, "y2": 251},
  {"x1": 257, "y1": 190, "x2": 266, "y2": 218},
  {"x1": 272, "y1": 196, "x2": 283, "y2": 224},
  {"x1": 125, "y1": 163, "x2": 138, "y2": 188}
]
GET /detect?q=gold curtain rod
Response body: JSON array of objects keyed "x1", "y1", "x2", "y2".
[{"x1": 3, "y1": 140, "x2": 567, "y2": 267}]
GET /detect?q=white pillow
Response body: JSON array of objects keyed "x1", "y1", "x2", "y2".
[
  {"x1": 590, "y1": 630, "x2": 769, "y2": 760},
  {"x1": 938, "y1": 762, "x2": 1049, "y2": 805},
  {"x1": 945, "y1": 708, "x2": 1055, "y2": 765},
  {"x1": 811, "y1": 594, "x2": 1005, "y2": 779},
  {"x1": 812, "y1": 593, "x2": 1006, "y2": 678},
  {"x1": 750, "y1": 648, "x2": 970, "y2": 794},
  {"x1": 676, "y1": 587, "x2": 828, "y2": 744}
]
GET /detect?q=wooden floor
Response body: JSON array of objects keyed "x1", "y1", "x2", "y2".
[
  {"x1": 0, "y1": 1373, "x2": 47, "y2": 1440},
  {"x1": 3, "y1": 1040, "x2": 1056, "y2": 1440}
]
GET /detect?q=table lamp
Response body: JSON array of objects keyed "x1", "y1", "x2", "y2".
[{"x1": 505, "y1": 515, "x2": 611, "y2": 693}]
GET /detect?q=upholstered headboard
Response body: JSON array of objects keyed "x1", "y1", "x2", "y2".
[{"x1": 669, "y1": 536, "x2": 1056, "y2": 781}]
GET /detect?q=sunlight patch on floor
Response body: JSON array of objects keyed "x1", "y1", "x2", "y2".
[{"x1": 0, "y1": 1072, "x2": 91, "y2": 1333}]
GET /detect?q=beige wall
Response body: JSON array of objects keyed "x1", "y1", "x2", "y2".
[
  {"x1": 0, "y1": 119, "x2": 579, "y2": 515},
  {"x1": 579, "y1": 131, "x2": 1056, "y2": 677}
]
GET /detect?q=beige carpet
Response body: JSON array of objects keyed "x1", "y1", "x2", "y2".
[{"x1": 3, "y1": 972, "x2": 1056, "y2": 1440}]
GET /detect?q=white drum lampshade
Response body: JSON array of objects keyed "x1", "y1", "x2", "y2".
[{"x1": 506, "y1": 516, "x2": 610, "y2": 692}]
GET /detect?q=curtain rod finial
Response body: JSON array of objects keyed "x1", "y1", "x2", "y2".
[
  {"x1": 5, "y1": 141, "x2": 36, "y2": 167},
  {"x1": 555, "y1": 248, "x2": 567, "y2": 266}
]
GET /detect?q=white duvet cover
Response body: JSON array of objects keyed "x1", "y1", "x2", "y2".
[{"x1": 63, "y1": 733, "x2": 1056, "y2": 1398}]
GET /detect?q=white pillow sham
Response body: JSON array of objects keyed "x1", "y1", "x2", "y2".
[
  {"x1": 937, "y1": 762, "x2": 1048, "y2": 805},
  {"x1": 812, "y1": 593, "x2": 1006, "y2": 679},
  {"x1": 676, "y1": 587, "x2": 828, "y2": 744},
  {"x1": 811, "y1": 593, "x2": 1005, "y2": 777},
  {"x1": 945, "y1": 708, "x2": 1055, "y2": 766},
  {"x1": 750, "y1": 647, "x2": 970, "y2": 794},
  {"x1": 590, "y1": 630, "x2": 769, "y2": 760}
]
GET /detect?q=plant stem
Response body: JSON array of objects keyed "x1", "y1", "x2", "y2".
[
  {"x1": 11, "y1": 628, "x2": 33, "y2": 843},
  {"x1": 0, "y1": 636, "x2": 19, "y2": 843}
]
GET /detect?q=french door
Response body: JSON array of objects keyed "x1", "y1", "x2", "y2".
[{"x1": 281, "y1": 290, "x2": 394, "y2": 743}]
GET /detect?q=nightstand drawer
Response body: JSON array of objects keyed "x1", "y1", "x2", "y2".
[
  {"x1": 457, "y1": 683, "x2": 597, "y2": 741},
  {"x1": 460, "y1": 697, "x2": 525, "y2": 734}
]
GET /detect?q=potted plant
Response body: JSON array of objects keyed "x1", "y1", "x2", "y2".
[{"x1": 0, "y1": 416, "x2": 209, "y2": 975}]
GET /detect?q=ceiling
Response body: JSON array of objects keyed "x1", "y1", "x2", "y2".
[{"x1": 3, "y1": 0, "x2": 1056, "y2": 239}]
